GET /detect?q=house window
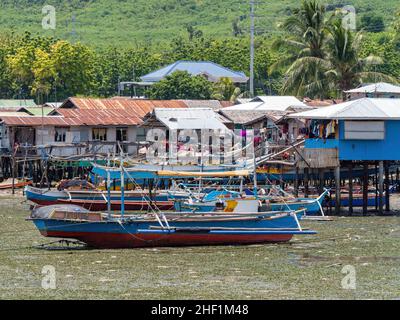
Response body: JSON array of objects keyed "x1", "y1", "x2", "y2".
[
  {"x1": 137, "y1": 128, "x2": 146, "y2": 142},
  {"x1": 92, "y1": 128, "x2": 107, "y2": 141},
  {"x1": 344, "y1": 121, "x2": 385, "y2": 140},
  {"x1": 55, "y1": 127, "x2": 68, "y2": 142},
  {"x1": 116, "y1": 127, "x2": 128, "y2": 142}
]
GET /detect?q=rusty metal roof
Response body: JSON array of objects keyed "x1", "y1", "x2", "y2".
[
  {"x1": 55, "y1": 108, "x2": 142, "y2": 126},
  {"x1": 63, "y1": 97, "x2": 186, "y2": 113},
  {"x1": 1, "y1": 98, "x2": 232, "y2": 127},
  {"x1": 0, "y1": 116, "x2": 75, "y2": 127},
  {"x1": 55, "y1": 98, "x2": 189, "y2": 126}
]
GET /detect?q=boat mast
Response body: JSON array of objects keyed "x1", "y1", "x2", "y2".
[
  {"x1": 253, "y1": 140, "x2": 258, "y2": 198},
  {"x1": 120, "y1": 151, "x2": 125, "y2": 218},
  {"x1": 107, "y1": 153, "x2": 111, "y2": 217}
]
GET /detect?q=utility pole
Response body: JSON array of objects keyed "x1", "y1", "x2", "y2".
[{"x1": 250, "y1": 0, "x2": 255, "y2": 97}]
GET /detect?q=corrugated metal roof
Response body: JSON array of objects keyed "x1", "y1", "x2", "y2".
[
  {"x1": 0, "y1": 116, "x2": 74, "y2": 126},
  {"x1": 290, "y1": 98, "x2": 400, "y2": 120},
  {"x1": 344, "y1": 82, "x2": 400, "y2": 94},
  {"x1": 0, "y1": 99, "x2": 37, "y2": 108},
  {"x1": 303, "y1": 98, "x2": 343, "y2": 107},
  {"x1": 179, "y1": 100, "x2": 233, "y2": 110},
  {"x1": 64, "y1": 97, "x2": 186, "y2": 112},
  {"x1": 24, "y1": 107, "x2": 55, "y2": 116},
  {"x1": 44, "y1": 102, "x2": 63, "y2": 109},
  {"x1": 56, "y1": 108, "x2": 142, "y2": 126},
  {"x1": 141, "y1": 61, "x2": 249, "y2": 83},
  {"x1": 224, "y1": 96, "x2": 310, "y2": 112},
  {"x1": 55, "y1": 97, "x2": 189, "y2": 126},
  {"x1": 0, "y1": 111, "x2": 31, "y2": 117},
  {"x1": 152, "y1": 108, "x2": 229, "y2": 130},
  {"x1": 220, "y1": 110, "x2": 284, "y2": 125}
]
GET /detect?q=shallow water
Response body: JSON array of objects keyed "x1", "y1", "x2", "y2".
[{"x1": 0, "y1": 195, "x2": 399, "y2": 300}]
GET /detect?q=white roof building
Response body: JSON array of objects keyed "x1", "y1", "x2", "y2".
[
  {"x1": 224, "y1": 96, "x2": 311, "y2": 112},
  {"x1": 143, "y1": 108, "x2": 230, "y2": 130},
  {"x1": 289, "y1": 98, "x2": 400, "y2": 120},
  {"x1": 344, "y1": 82, "x2": 400, "y2": 100}
]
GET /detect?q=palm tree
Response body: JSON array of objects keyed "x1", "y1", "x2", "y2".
[
  {"x1": 273, "y1": 0, "x2": 397, "y2": 98},
  {"x1": 271, "y1": 0, "x2": 329, "y2": 97},
  {"x1": 212, "y1": 77, "x2": 242, "y2": 102},
  {"x1": 304, "y1": 18, "x2": 397, "y2": 98}
]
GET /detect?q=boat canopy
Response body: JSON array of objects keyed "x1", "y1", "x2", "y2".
[
  {"x1": 91, "y1": 164, "x2": 250, "y2": 180},
  {"x1": 156, "y1": 170, "x2": 250, "y2": 178}
]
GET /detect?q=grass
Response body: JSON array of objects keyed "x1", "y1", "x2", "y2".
[
  {"x1": 0, "y1": 0, "x2": 398, "y2": 46},
  {"x1": 0, "y1": 194, "x2": 399, "y2": 299}
]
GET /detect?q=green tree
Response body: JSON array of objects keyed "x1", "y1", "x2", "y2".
[
  {"x1": 272, "y1": 1, "x2": 397, "y2": 98},
  {"x1": 360, "y1": 13, "x2": 385, "y2": 33},
  {"x1": 271, "y1": 0, "x2": 329, "y2": 97},
  {"x1": 212, "y1": 77, "x2": 241, "y2": 102},
  {"x1": 0, "y1": 33, "x2": 14, "y2": 98},
  {"x1": 50, "y1": 41, "x2": 97, "y2": 99},
  {"x1": 306, "y1": 19, "x2": 396, "y2": 97},
  {"x1": 31, "y1": 48, "x2": 55, "y2": 104},
  {"x1": 147, "y1": 71, "x2": 213, "y2": 100}
]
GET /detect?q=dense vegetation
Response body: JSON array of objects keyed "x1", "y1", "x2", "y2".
[
  {"x1": 0, "y1": 0, "x2": 398, "y2": 102},
  {"x1": 0, "y1": 0, "x2": 399, "y2": 45},
  {"x1": 272, "y1": 1, "x2": 399, "y2": 98}
]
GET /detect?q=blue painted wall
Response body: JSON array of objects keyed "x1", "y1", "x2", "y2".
[
  {"x1": 305, "y1": 120, "x2": 400, "y2": 161},
  {"x1": 338, "y1": 120, "x2": 400, "y2": 161}
]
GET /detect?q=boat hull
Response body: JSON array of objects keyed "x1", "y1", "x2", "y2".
[
  {"x1": 57, "y1": 199, "x2": 174, "y2": 211},
  {"x1": 25, "y1": 186, "x2": 174, "y2": 209},
  {"x1": 30, "y1": 211, "x2": 310, "y2": 249},
  {"x1": 38, "y1": 229, "x2": 294, "y2": 248}
]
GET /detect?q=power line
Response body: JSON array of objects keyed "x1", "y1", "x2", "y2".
[{"x1": 250, "y1": 0, "x2": 255, "y2": 97}]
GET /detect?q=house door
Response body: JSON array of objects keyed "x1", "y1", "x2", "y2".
[
  {"x1": 14, "y1": 127, "x2": 36, "y2": 155},
  {"x1": 116, "y1": 127, "x2": 128, "y2": 153}
]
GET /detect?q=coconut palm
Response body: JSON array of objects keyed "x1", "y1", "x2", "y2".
[
  {"x1": 271, "y1": 0, "x2": 330, "y2": 97},
  {"x1": 212, "y1": 77, "x2": 242, "y2": 102},
  {"x1": 273, "y1": 0, "x2": 397, "y2": 98},
  {"x1": 304, "y1": 18, "x2": 397, "y2": 98}
]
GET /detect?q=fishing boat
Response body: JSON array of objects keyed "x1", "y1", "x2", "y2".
[
  {"x1": 28, "y1": 161, "x2": 317, "y2": 248},
  {"x1": 174, "y1": 186, "x2": 330, "y2": 216},
  {"x1": 56, "y1": 198, "x2": 174, "y2": 211},
  {"x1": 28, "y1": 204, "x2": 315, "y2": 249},
  {"x1": 269, "y1": 189, "x2": 330, "y2": 216},
  {"x1": 25, "y1": 185, "x2": 176, "y2": 207},
  {"x1": 0, "y1": 178, "x2": 32, "y2": 190}
]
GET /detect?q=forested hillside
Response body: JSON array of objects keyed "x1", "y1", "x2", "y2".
[
  {"x1": 0, "y1": 0, "x2": 398, "y2": 45},
  {"x1": 0, "y1": 0, "x2": 398, "y2": 102}
]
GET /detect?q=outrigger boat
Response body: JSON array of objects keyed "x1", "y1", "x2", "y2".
[
  {"x1": 174, "y1": 186, "x2": 330, "y2": 216},
  {"x1": 28, "y1": 163, "x2": 317, "y2": 248},
  {"x1": 28, "y1": 202, "x2": 314, "y2": 249},
  {"x1": 268, "y1": 189, "x2": 330, "y2": 216},
  {"x1": 0, "y1": 178, "x2": 32, "y2": 190},
  {"x1": 25, "y1": 185, "x2": 179, "y2": 209}
]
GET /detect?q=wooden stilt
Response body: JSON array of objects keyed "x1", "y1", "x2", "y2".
[
  {"x1": 375, "y1": 163, "x2": 378, "y2": 211},
  {"x1": 378, "y1": 161, "x2": 384, "y2": 216},
  {"x1": 294, "y1": 166, "x2": 299, "y2": 198},
  {"x1": 304, "y1": 167, "x2": 309, "y2": 198},
  {"x1": 335, "y1": 164, "x2": 340, "y2": 215},
  {"x1": 363, "y1": 163, "x2": 368, "y2": 216},
  {"x1": 385, "y1": 161, "x2": 390, "y2": 212},
  {"x1": 318, "y1": 169, "x2": 324, "y2": 195},
  {"x1": 348, "y1": 162, "x2": 353, "y2": 216}
]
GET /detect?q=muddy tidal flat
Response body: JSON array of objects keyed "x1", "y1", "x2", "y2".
[{"x1": 0, "y1": 194, "x2": 399, "y2": 300}]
